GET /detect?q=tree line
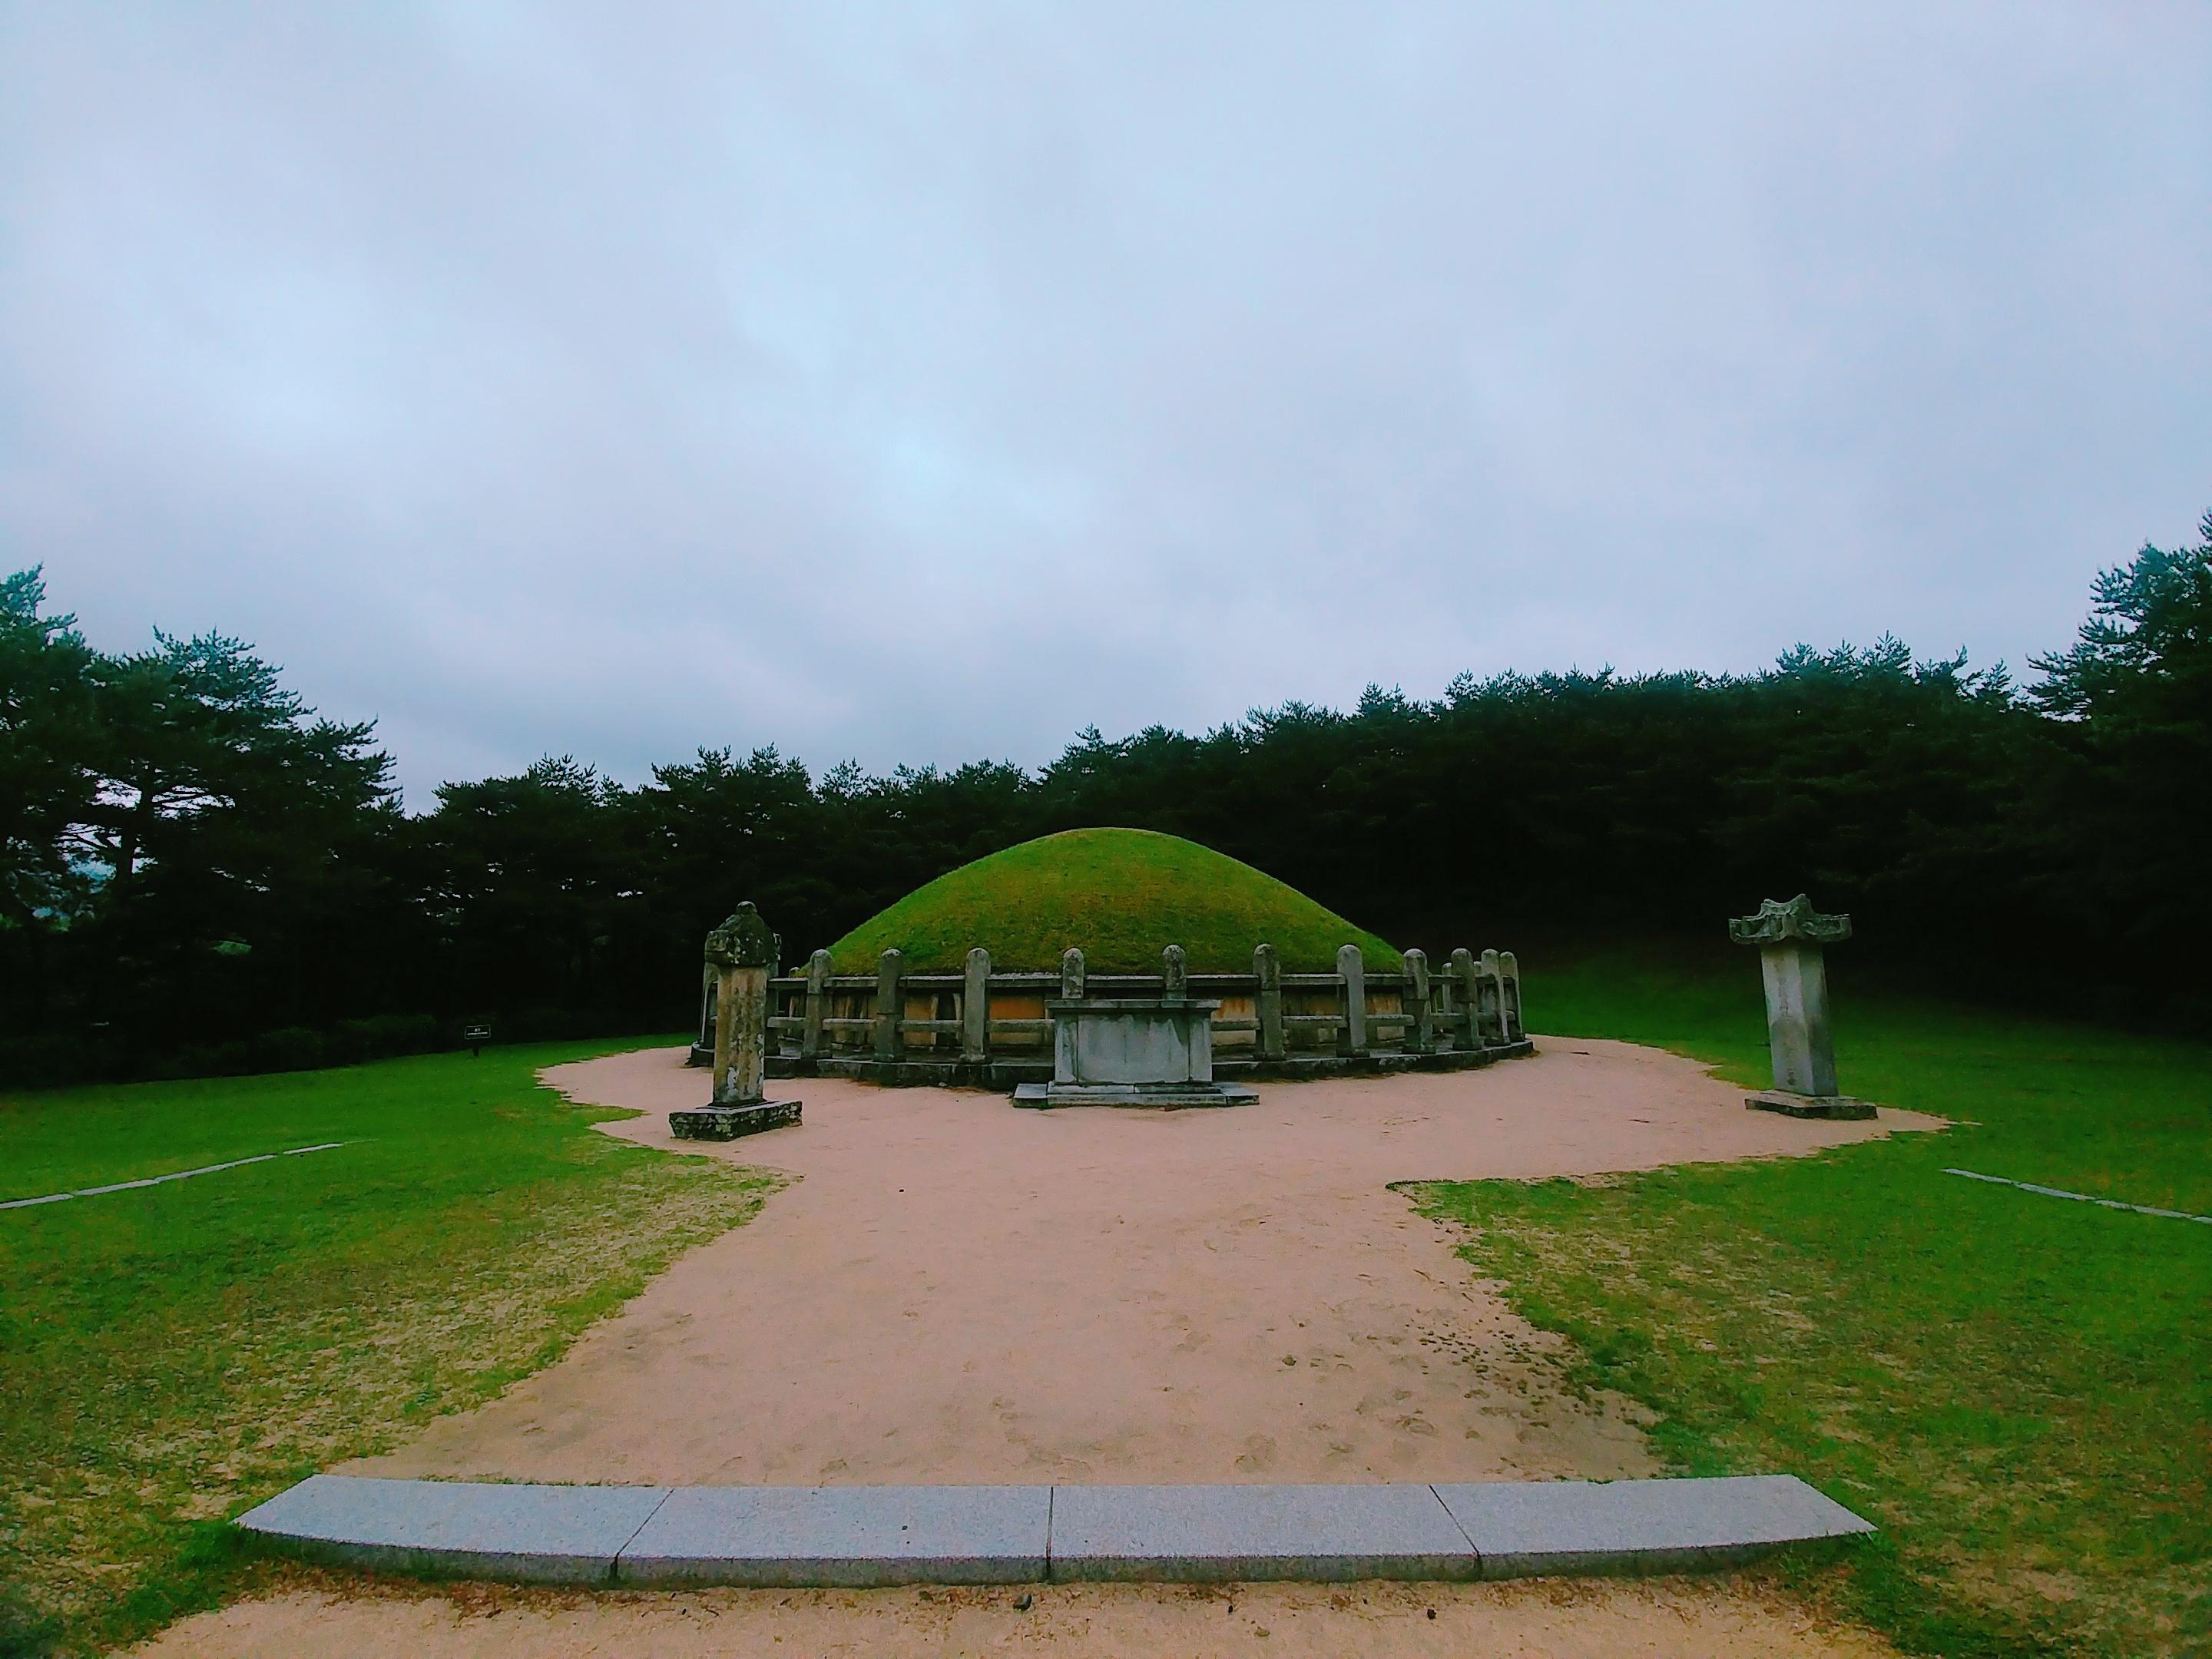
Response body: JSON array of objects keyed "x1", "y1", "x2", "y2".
[{"x1": 4, "y1": 512, "x2": 2207, "y2": 1084}]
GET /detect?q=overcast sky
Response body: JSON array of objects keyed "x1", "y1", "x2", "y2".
[{"x1": 5, "y1": 4, "x2": 2208, "y2": 805}]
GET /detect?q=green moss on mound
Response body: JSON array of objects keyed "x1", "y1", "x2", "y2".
[{"x1": 826, "y1": 828, "x2": 1399, "y2": 975}]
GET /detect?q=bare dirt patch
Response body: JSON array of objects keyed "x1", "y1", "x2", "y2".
[
  {"x1": 134, "y1": 1573, "x2": 1905, "y2": 1657},
  {"x1": 347, "y1": 1039, "x2": 1935, "y2": 1486}
]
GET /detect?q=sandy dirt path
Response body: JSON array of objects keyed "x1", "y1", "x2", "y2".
[
  {"x1": 140, "y1": 1038, "x2": 1937, "y2": 1657},
  {"x1": 349, "y1": 1038, "x2": 1936, "y2": 1487},
  {"x1": 138, "y1": 1577, "x2": 1905, "y2": 1657}
]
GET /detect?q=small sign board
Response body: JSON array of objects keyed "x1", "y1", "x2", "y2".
[{"x1": 463, "y1": 1023, "x2": 492, "y2": 1057}]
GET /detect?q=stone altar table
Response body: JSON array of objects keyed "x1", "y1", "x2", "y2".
[{"x1": 1012, "y1": 997, "x2": 1260, "y2": 1109}]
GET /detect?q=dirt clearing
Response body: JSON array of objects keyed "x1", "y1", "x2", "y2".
[
  {"x1": 137, "y1": 1574, "x2": 1903, "y2": 1657},
  {"x1": 346, "y1": 1039, "x2": 1934, "y2": 1486}
]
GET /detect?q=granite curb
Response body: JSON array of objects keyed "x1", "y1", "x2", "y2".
[{"x1": 234, "y1": 1474, "x2": 1873, "y2": 1588}]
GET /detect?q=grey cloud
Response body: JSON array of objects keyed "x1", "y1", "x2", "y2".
[{"x1": 4, "y1": 2, "x2": 2207, "y2": 803}]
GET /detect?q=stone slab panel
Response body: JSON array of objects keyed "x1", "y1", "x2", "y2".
[
  {"x1": 233, "y1": 1475, "x2": 668, "y2": 1583},
  {"x1": 1745, "y1": 1092, "x2": 1876, "y2": 1121},
  {"x1": 1047, "y1": 1483, "x2": 1477, "y2": 1582},
  {"x1": 669, "y1": 1099, "x2": 802, "y2": 1140},
  {"x1": 617, "y1": 1485, "x2": 1051, "y2": 1587},
  {"x1": 1012, "y1": 1082, "x2": 1260, "y2": 1110},
  {"x1": 1434, "y1": 1475, "x2": 1874, "y2": 1578}
]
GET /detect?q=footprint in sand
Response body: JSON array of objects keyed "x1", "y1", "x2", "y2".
[{"x1": 1233, "y1": 1434, "x2": 1278, "y2": 1473}]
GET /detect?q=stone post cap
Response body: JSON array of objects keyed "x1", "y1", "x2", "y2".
[
  {"x1": 1728, "y1": 894, "x2": 1852, "y2": 946},
  {"x1": 704, "y1": 902, "x2": 778, "y2": 968}
]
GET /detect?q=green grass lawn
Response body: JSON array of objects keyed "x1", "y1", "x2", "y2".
[
  {"x1": 827, "y1": 826, "x2": 1402, "y2": 973},
  {"x1": 0, "y1": 1038, "x2": 772, "y2": 1657},
  {"x1": 1418, "y1": 942, "x2": 2211, "y2": 1657}
]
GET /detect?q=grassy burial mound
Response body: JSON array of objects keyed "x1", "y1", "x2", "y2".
[{"x1": 826, "y1": 828, "x2": 1400, "y2": 975}]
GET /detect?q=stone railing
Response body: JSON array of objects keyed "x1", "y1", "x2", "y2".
[{"x1": 689, "y1": 942, "x2": 1531, "y2": 1088}]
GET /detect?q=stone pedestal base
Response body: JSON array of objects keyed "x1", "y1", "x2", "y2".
[
  {"x1": 671, "y1": 1099, "x2": 802, "y2": 1141},
  {"x1": 1746, "y1": 1091, "x2": 1875, "y2": 1121},
  {"x1": 1012, "y1": 1081, "x2": 1260, "y2": 1111}
]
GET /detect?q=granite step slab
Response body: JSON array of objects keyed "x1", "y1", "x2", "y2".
[
  {"x1": 234, "y1": 1475, "x2": 669, "y2": 1582},
  {"x1": 1046, "y1": 1482, "x2": 1478, "y2": 1582},
  {"x1": 1435, "y1": 1475, "x2": 1876, "y2": 1578},
  {"x1": 233, "y1": 1475, "x2": 1876, "y2": 1588},
  {"x1": 617, "y1": 1484, "x2": 1051, "y2": 1586},
  {"x1": 1011, "y1": 1082, "x2": 1260, "y2": 1109}
]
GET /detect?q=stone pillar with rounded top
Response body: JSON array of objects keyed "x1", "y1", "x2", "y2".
[
  {"x1": 1337, "y1": 943, "x2": 1368, "y2": 1058},
  {"x1": 874, "y1": 948, "x2": 906, "y2": 1063},
  {"x1": 672, "y1": 902, "x2": 803, "y2": 1141},
  {"x1": 1402, "y1": 948, "x2": 1432, "y2": 1054},
  {"x1": 1729, "y1": 895, "x2": 1873, "y2": 1120},
  {"x1": 1491, "y1": 949, "x2": 1525, "y2": 1043},
  {"x1": 1253, "y1": 942, "x2": 1285, "y2": 1061},
  {"x1": 962, "y1": 946, "x2": 992, "y2": 1065},
  {"x1": 1461, "y1": 949, "x2": 1504, "y2": 1046},
  {"x1": 801, "y1": 949, "x2": 830, "y2": 1061},
  {"x1": 1161, "y1": 943, "x2": 1188, "y2": 1002},
  {"x1": 1060, "y1": 946, "x2": 1085, "y2": 1002},
  {"x1": 1449, "y1": 948, "x2": 1478, "y2": 1047}
]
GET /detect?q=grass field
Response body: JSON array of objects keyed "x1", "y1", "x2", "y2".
[
  {"x1": 826, "y1": 826, "x2": 1402, "y2": 973},
  {"x1": 1419, "y1": 942, "x2": 2212, "y2": 1657},
  {"x1": 0, "y1": 1039, "x2": 773, "y2": 1658},
  {"x1": 8, "y1": 949, "x2": 2205, "y2": 1657}
]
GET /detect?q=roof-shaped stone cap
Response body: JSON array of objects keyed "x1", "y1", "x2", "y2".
[
  {"x1": 1728, "y1": 894, "x2": 1852, "y2": 946},
  {"x1": 705, "y1": 902, "x2": 778, "y2": 968}
]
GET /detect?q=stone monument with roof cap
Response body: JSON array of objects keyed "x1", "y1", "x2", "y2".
[{"x1": 1729, "y1": 894, "x2": 1874, "y2": 1120}]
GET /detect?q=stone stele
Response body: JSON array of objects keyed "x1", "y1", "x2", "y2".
[
  {"x1": 674, "y1": 902, "x2": 803, "y2": 1141},
  {"x1": 1727, "y1": 895, "x2": 1873, "y2": 1120}
]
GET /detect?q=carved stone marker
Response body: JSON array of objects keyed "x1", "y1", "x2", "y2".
[
  {"x1": 671, "y1": 902, "x2": 803, "y2": 1141},
  {"x1": 1161, "y1": 942, "x2": 1189, "y2": 1002},
  {"x1": 1728, "y1": 895, "x2": 1873, "y2": 1120}
]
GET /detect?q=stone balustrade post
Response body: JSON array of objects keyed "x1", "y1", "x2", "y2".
[
  {"x1": 1449, "y1": 948, "x2": 1480, "y2": 1047},
  {"x1": 1338, "y1": 943, "x2": 1369, "y2": 1057},
  {"x1": 1476, "y1": 949, "x2": 1508, "y2": 1045},
  {"x1": 1402, "y1": 948, "x2": 1432, "y2": 1054},
  {"x1": 1496, "y1": 949, "x2": 1525, "y2": 1042},
  {"x1": 962, "y1": 946, "x2": 992, "y2": 1064},
  {"x1": 801, "y1": 949, "x2": 830, "y2": 1060},
  {"x1": 1060, "y1": 946, "x2": 1086, "y2": 1002},
  {"x1": 874, "y1": 948, "x2": 906, "y2": 1063},
  {"x1": 1728, "y1": 895, "x2": 1871, "y2": 1118},
  {"x1": 1253, "y1": 942, "x2": 1285, "y2": 1061}
]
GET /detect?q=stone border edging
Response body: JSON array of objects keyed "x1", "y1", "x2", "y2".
[
  {"x1": 235, "y1": 1475, "x2": 1873, "y2": 1588},
  {"x1": 1945, "y1": 1167, "x2": 2212, "y2": 1224},
  {"x1": 0, "y1": 1142, "x2": 353, "y2": 1212}
]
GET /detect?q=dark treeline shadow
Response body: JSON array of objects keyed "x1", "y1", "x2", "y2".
[{"x1": 4, "y1": 512, "x2": 2207, "y2": 1086}]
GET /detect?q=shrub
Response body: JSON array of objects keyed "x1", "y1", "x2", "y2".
[
  {"x1": 0, "y1": 1033, "x2": 91, "y2": 1091},
  {"x1": 250, "y1": 1027, "x2": 329, "y2": 1075}
]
